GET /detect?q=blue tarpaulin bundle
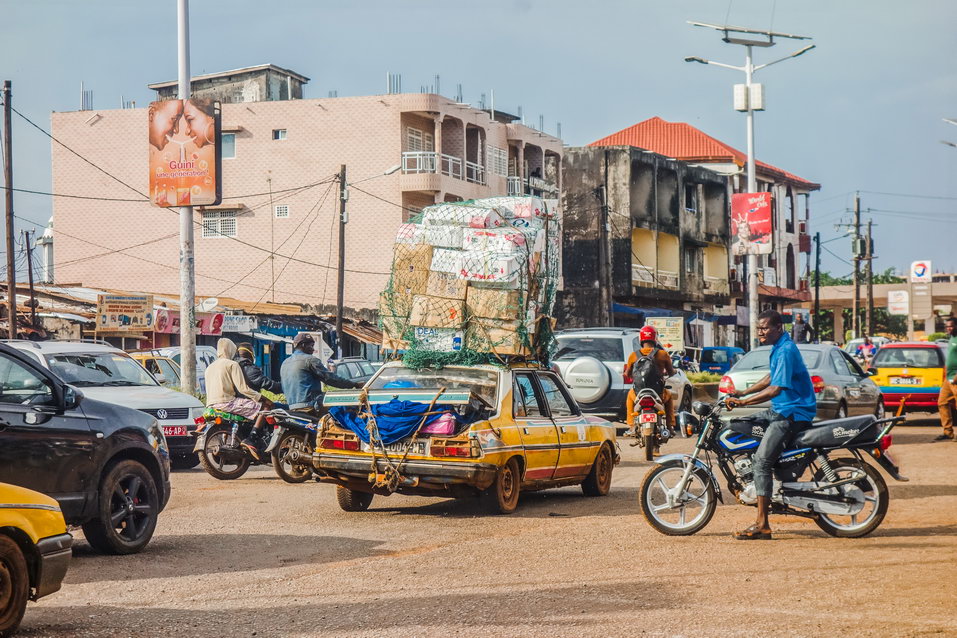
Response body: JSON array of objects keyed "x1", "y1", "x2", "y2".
[{"x1": 328, "y1": 399, "x2": 460, "y2": 445}]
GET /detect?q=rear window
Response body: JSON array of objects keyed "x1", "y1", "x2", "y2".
[
  {"x1": 554, "y1": 337, "x2": 624, "y2": 361},
  {"x1": 872, "y1": 347, "x2": 943, "y2": 368},
  {"x1": 701, "y1": 349, "x2": 729, "y2": 364},
  {"x1": 369, "y1": 366, "x2": 499, "y2": 406},
  {"x1": 733, "y1": 348, "x2": 821, "y2": 371}
]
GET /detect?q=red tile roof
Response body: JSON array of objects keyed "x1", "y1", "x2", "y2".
[{"x1": 590, "y1": 116, "x2": 820, "y2": 190}]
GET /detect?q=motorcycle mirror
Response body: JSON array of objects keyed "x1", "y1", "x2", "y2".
[{"x1": 692, "y1": 401, "x2": 711, "y2": 417}]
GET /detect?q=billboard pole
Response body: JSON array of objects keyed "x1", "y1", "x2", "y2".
[
  {"x1": 744, "y1": 45, "x2": 759, "y2": 349},
  {"x1": 3, "y1": 81, "x2": 16, "y2": 339},
  {"x1": 177, "y1": 0, "x2": 196, "y2": 392}
]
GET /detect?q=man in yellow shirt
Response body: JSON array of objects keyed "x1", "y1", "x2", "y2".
[{"x1": 624, "y1": 325, "x2": 676, "y2": 430}]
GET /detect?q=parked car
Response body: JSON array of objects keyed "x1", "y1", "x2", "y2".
[
  {"x1": 698, "y1": 346, "x2": 745, "y2": 375},
  {"x1": 0, "y1": 343, "x2": 170, "y2": 554},
  {"x1": 327, "y1": 357, "x2": 377, "y2": 385},
  {"x1": 718, "y1": 343, "x2": 883, "y2": 420},
  {"x1": 552, "y1": 328, "x2": 692, "y2": 424},
  {"x1": 867, "y1": 342, "x2": 944, "y2": 413},
  {"x1": 130, "y1": 353, "x2": 182, "y2": 388},
  {"x1": 843, "y1": 336, "x2": 891, "y2": 358},
  {"x1": 133, "y1": 345, "x2": 218, "y2": 392},
  {"x1": 315, "y1": 362, "x2": 618, "y2": 514},
  {"x1": 6, "y1": 340, "x2": 204, "y2": 470},
  {"x1": 0, "y1": 482, "x2": 73, "y2": 636}
]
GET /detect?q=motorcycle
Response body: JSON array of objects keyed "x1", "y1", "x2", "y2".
[
  {"x1": 192, "y1": 408, "x2": 318, "y2": 482},
  {"x1": 639, "y1": 398, "x2": 907, "y2": 537},
  {"x1": 630, "y1": 388, "x2": 674, "y2": 462}
]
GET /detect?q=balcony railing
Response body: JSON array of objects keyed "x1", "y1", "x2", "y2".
[
  {"x1": 631, "y1": 264, "x2": 679, "y2": 290},
  {"x1": 704, "y1": 276, "x2": 730, "y2": 294},
  {"x1": 401, "y1": 151, "x2": 437, "y2": 174},
  {"x1": 507, "y1": 176, "x2": 527, "y2": 196},
  {"x1": 440, "y1": 154, "x2": 462, "y2": 179},
  {"x1": 465, "y1": 161, "x2": 486, "y2": 185}
]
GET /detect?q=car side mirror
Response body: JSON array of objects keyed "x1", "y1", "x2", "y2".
[
  {"x1": 693, "y1": 401, "x2": 712, "y2": 416},
  {"x1": 63, "y1": 386, "x2": 83, "y2": 410},
  {"x1": 866, "y1": 367, "x2": 877, "y2": 376}
]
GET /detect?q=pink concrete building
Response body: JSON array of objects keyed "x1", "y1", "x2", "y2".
[{"x1": 51, "y1": 65, "x2": 563, "y2": 318}]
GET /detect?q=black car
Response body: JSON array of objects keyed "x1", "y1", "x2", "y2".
[{"x1": 0, "y1": 343, "x2": 171, "y2": 555}]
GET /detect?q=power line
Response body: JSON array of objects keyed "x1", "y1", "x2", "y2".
[
  {"x1": 0, "y1": 178, "x2": 336, "y2": 203},
  {"x1": 861, "y1": 190, "x2": 957, "y2": 202},
  {"x1": 822, "y1": 244, "x2": 853, "y2": 266}
]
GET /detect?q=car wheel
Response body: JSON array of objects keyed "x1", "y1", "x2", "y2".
[
  {"x1": 170, "y1": 454, "x2": 200, "y2": 470},
  {"x1": 0, "y1": 535, "x2": 29, "y2": 636},
  {"x1": 482, "y1": 457, "x2": 521, "y2": 514},
  {"x1": 336, "y1": 486, "x2": 374, "y2": 512},
  {"x1": 835, "y1": 403, "x2": 848, "y2": 420},
  {"x1": 582, "y1": 443, "x2": 613, "y2": 496},
  {"x1": 82, "y1": 460, "x2": 159, "y2": 555}
]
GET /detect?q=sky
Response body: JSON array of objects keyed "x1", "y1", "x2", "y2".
[{"x1": 2, "y1": 0, "x2": 956, "y2": 280}]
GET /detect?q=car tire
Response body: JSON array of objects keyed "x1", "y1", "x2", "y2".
[
  {"x1": 582, "y1": 443, "x2": 613, "y2": 496},
  {"x1": 170, "y1": 454, "x2": 200, "y2": 470},
  {"x1": 82, "y1": 460, "x2": 159, "y2": 555},
  {"x1": 0, "y1": 535, "x2": 29, "y2": 637},
  {"x1": 482, "y1": 457, "x2": 521, "y2": 514},
  {"x1": 336, "y1": 486, "x2": 374, "y2": 512}
]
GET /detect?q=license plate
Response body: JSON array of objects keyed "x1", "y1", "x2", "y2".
[
  {"x1": 163, "y1": 426, "x2": 188, "y2": 437},
  {"x1": 371, "y1": 440, "x2": 428, "y2": 456},
  {"x1": 639, "y1": 413, "x2": 658, "y2": 423},
  {"x1": 890, "y1": 377, "x2": 922, "y2": 385}
]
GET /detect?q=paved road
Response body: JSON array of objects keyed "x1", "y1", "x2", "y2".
[{"x1": 18, "y1": 417, "x2": 957, "y2": 637}]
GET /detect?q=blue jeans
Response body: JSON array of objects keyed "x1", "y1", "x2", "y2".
[{"x1": 751, "y1": 409, "x2": 808, "y2": 498}]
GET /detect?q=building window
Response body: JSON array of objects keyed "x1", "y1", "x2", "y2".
[
  {"x1": 221, "y1": 133, "x2": 236, "y2": 159},
  {"x1": 683, "y1": 246, "x2": 700, "y2": 275},
  {"x1": 202, "y1": 210, "x2": 237, "y2": 238},
  {"x1": 275, "y1": 204, "x2": 289, "y2": 218},
  {"x1": 272, "y1": 129, "x2": 287, "y2": 141},
  {"x1": 406, "y1": 127, "x2": 434, "y2": 153},
  {"x1": 684, "y1": 183, "x2": 697, "y2": 212},
  {"x1": 487, "y1": 146, "x2": 508, "y2": 177}
]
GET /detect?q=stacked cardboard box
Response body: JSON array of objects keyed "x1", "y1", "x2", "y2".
[{"x1": 381, "y1": 196, "x2": 558, "y2": 356}]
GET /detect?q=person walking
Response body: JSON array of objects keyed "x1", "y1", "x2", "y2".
[
  {"x1": 726, "y1": 310, "x2": 816, "y2": 540},
  {"x1": 791, "y1": 313, "x2": 811, "y2": 344},
  {"x1": 935, "y1": 316, "x2": 957, "y2": 442}
]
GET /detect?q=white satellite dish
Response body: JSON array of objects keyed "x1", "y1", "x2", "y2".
[{"x1": 198, "y1": 298, "x2": 219, "y2": 312}]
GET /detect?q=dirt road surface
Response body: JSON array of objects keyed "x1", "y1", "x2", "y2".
[{"x1": 17, "y1": 418, "x2": 957, "y2": 637}]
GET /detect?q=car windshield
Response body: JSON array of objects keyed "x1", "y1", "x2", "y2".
[
  {"x1": 701, "y1": 349, "x2": 729, "y2": 364},
  {"x1": 733, "y1": 348, "x2": 821, "y2": 371},
  {"x1": 872, "y1": 347, "x2": 943, "y2": 368},
  {"x1": 369, "y1": 366, "x2": 499, "y2": 406},
  {"x1": 554, "y1": 337, "x2": 624, "y2": 361},
  {"x1": 46, "y1": 352, "x2": 158, "y2": 387}
]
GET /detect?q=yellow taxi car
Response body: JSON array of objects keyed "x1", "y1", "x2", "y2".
[
  {"x1": 0, "y1": 483, "x2": 72, "y2": 636},
  {"x1": 129, "y1": 353, "x2": 182, "y2": 388},
  {"x1": 314, "y1": 362, "x2": 619, "y2": 514},
  {"x1": 868, "y1": 342, "x2": 945, "y2": 413}
]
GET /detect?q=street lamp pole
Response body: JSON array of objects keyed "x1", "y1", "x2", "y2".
[
  {"x1": 744, "y1": 44, "x2": 759, "y2": 349},
  {"x1": 177, "y1": 0, "x2": 196, "y2": 393}
]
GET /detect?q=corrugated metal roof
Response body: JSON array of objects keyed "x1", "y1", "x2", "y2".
[{"x1": 590, "y1": 117, "x2": 820, "y2": 190}]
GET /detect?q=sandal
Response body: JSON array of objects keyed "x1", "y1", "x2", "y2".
[{"x1": 733, "y1": 524, "x2": 772, "y2": 540}]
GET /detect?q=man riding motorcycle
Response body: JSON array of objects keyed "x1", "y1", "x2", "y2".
[
  {"x1": 624, "y1": 325, "x2": 676, "y2": 432},
  {"x1": 204, "y1": 338, "x2": 273, "y2": 459},
  {"x1": 280, "y1": 333, "x2": 363, "y2": 415}
]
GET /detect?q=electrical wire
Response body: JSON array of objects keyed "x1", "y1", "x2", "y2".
[
  {"x1": 861, "y1": 190, "x2": 957, "y2": 202},
  {"x1": 822, "y1": 244, "x2": 854, "y2": 266}
]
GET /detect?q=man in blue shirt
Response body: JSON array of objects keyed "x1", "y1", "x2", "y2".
[
  {"x1": 727, "y1": 309, "x2": 816, "y2": 540},
  {"x1": 280, "y1": 334, "x2": 362, "y2": 414}
]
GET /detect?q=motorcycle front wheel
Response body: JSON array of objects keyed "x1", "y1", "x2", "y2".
[
  {"x1": 198, "y1": 425, "x2": 251, "y2": 480},
  {"x1": 271, "y1": 430, "x2": 314, "y2": 484},
  {"x1": 640, "y1": 460, "x2": 716, "y2": 536},
  {"x1": 812, "y1": 458, "x2": 888, "y2": 538}
]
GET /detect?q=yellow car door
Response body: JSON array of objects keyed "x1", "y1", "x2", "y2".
[
  {"x1": 536, "y1": 372, "x2": 597, "y2": 479},
  {"x1": 512, "y1": 372, "x2": 560, "y2": 482}
]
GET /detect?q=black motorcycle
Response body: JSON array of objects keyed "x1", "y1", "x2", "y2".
[{"x1": 639, "y1": 398, "x2": 907, "y2": 538}]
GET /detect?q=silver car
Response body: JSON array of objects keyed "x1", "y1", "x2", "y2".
[{"x1": 718, "y1": 343, "x2": 883, "y2": 421}]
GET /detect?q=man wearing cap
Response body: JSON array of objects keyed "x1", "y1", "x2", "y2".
[
  {"x1": 236, "y1": 342, "x2": 282, "y2": 394},
  {"x1": 280, "y1": 333, "x2": 362, "y2": 414}
]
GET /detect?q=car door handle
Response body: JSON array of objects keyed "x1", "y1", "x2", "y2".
[
  {"x1": 560, "y1": 426, "x2": 566, "y2": 433},
  {"x1": 523, "y1": 427, "x2": 529, "y2": 435}
]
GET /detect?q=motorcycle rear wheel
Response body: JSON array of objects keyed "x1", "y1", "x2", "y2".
[
  {"x1": 640, "y1": 460, "x2": 716, "y2": 536},
  {"x1": 812, "y1": 458, "x2": 888, "y2": 538},
  {"x1": 198, "y1": 426, "x2": 251, "y2": 480},
  {"x1": 642, "y1": 433, "x2": 655, "y2": 461},
  {"x1": 271, "y1": 431, "x2": 314, "y2": 484}
]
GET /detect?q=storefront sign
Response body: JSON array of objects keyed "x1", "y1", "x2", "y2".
[
  {"x1": 910, "y1": 260, "x2": 932, "y2": 283},
  {"x1": 221, "y1": 314, "x2": 258, "y2": 333},
  {"x1": 645, "y1": 316, "x2": 684, "y2": 351},
  {"x1": 887, "y1": 290, "x2": 909, "y2": 315},
  {"x1": 149, "y1": 98, "x2": 222, "y2": 207},
  {"x1": 97, "y1": 295, "x2": 154, "y2": 332},
  {"x1": 731, "y1": 192, "x2": 773, "y2": 256},
  {"x1": 154, "y1": 309, "x2": 224, "y2": 335}
]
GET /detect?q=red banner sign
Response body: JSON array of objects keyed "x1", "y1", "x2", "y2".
[
  {"x1": 731, "y1": 192, "x2": 773, "y2": 256},
  {"x1": 154, "y1": 309, "x2": 224, "y2": 335}
]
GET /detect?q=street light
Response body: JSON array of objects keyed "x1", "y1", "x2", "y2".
[{"x1": 685, "y1": 21, "x2": 815, "y2": 349}]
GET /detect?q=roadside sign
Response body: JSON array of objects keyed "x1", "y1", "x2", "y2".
[
  {"x1": 910, "y1": 261, "x2": 932, "y2": 283},
  {"x1": 149, "y1": 98, "x2": 222, "y2": 207},
  {"x1": 887, "y1": 290, "x2": 909, "y2": 316},
  {"x1": 730, "y1": 192, "x2": 773, "y2": 256},
  {"x1": 645, "y1": 316, "x2": 684, "y2": 351},
  {"x1": 97, "y1": 295, "x2": 154, "y2": 331}
]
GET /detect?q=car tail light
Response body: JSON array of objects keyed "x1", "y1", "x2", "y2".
[
  {"x1": 319, "y1": 437, "x2": 360, "y2": 451},
  {"x1": 879, "y1": 434, "x2": 893, "y2": 451},
  {"x1": 718, "y1": 376, "x2": 736, "y2": 395},
  {"x1": 431, "y1": 440, "x2": 479, "y2": 458},
  {"x1": 811, "y1": 375, "x2": 826, "y2": 393},
  {"x1": 638, "y1": 396, "x2": 656, "y2": 409}
]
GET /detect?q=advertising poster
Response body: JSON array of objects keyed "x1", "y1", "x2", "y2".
[
  {"x1": 97, "y1": 295, "x2": 154, "y2": 331},
  {"x1": 887, "y1": 290, "x2": 909, "y2": 316},
  {"x1": 645, "y1": 316, "x2": 684, "y2": 351},
  {"x1": 730, "y1": 192, "x2": 773, "y2": 256},
  {"x1": 149, "y1": 98, "x2": 221, "y2": 207},
  {"x1": 154, "y1": 309, "x2": 225, "y2": 335}
]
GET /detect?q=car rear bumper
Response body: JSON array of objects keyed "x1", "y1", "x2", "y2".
[
  {"x1": 578, "y1": 388, "x2": 629, "y2": 421},
  {"x1": 314, "y1": 453, "x2": 499, "y2": 489},
  {"x1": 34, "y1": 533, "x2": 72, "y2": 599},
  {"x1": 882, "y1": 389, "x2": 940, "y2": 409}
]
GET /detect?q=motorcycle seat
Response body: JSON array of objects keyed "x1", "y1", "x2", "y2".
[
  {"x1": 791, "y1": 415, "x2": 878, "y2": 449},
  {"x1": 285, "y1": 410, "x2": 321, "y2": 423}
]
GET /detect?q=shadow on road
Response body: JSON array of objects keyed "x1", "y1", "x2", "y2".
[
  {"x1": 20, "y1": 580, "x2": 676, "y2": 637},
  {"x1": 66, "y1": 534, "x2": 391, "y2": 584}
]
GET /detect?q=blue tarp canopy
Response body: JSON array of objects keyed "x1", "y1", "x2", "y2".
[
  {"x1": 612, "y1": 303, "x2": 676, "y2": 317},
  {"x1": 329, "y1": 399, "x2": 461, "y2": 445}
]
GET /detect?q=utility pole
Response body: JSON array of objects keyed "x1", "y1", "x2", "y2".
[
  {"x1": 336, "y1": 164, "x2": 347, "y2": 358},
  {"x1": 851, "y1": 191, "x2": 861, "y2": 339},
  {"x1": 813, "y1": 231, "x2": 821, "y2": 341},
  {"x1": 177, "y1": 0, "x2": 197, "y2": 392},
  {"x1": 3, "y1": 80, "x2": 16, "y2": 339},
  {"x1": 865, "y1": 219, "x2": 874, "y2": 337},
  {"x1": 598, "y1": 153, "x2": 613, "y2": 326},
  {"x1": 22, "y1": 230, "x2": 36, "y2": 328}
]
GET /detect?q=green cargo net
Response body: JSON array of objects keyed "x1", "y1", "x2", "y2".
[{"x1": 379, "y1": 196, "x2": 560, "y2": 369}]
